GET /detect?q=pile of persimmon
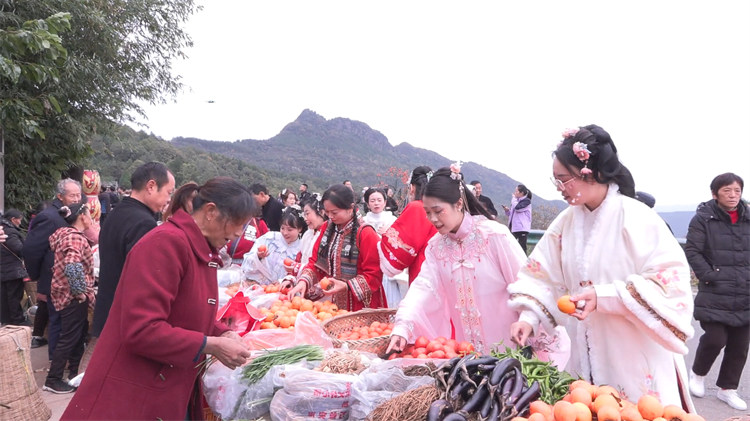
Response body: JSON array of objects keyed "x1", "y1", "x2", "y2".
[
  {"x1": 389, "y1": 335, "x2": 475, "y2": 360},
  {"x1": 518, "y1": 379, "x2": 705, "y2": 421},
  {"x1": 258, "y1": 297, "x2": 347, "y2": 330},
  {"x1": 336, "y1": 320, "x2": 394, "y2": 341}
]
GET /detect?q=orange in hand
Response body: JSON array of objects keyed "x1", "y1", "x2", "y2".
[
  {"x1": 320, "y1": 277, "x2": 333, "y2": 291},
  {"x1": 557, "y1": 295, "x2": 576, "y2": 314},
  {"x1": 283, "y1": 257, "x2": 293, "y2": 266}
]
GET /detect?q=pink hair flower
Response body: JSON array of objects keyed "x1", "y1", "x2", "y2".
[
  {"x1": 449, "y1": 162, "x2": 463, "y2": 181},
  {"x1": 572, "y1": 142, "x2": 591, "y2": 161},
  {"x1": 580, "y1": 167, "x2": 593, "y2": 175},
  {"x1": 561, "y1": 128, "x2": 579, "y2": 139}
]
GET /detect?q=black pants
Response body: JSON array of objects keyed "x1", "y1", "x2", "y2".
[
  {"x1": 692, "y1": 321, "x2": 750, "y2": 389},
  {"x1": 0, "y1": 278, "x2": 26, "y2": 324},
  {"x1": 32, "y1": 297, "x2": 49, "y2": 337},
  {"x1": 46, "y1": 298, "x2": 62, "y2": 359},
  {"x1": 47, "y1": 299, "x2": 88, "y2": 381},
  {"x1": 513, "y1": 231, "x2": 528, "y2": 254}
]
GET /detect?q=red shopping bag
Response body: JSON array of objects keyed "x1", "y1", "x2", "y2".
[{"x1": 216, "y1": 291, "x2": 265, "y2": 336}]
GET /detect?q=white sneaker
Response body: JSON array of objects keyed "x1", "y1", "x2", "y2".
[
  {"x1": 717, "y1": 389, "x2": 747, "y2": 411},
  {"x1": 688, "y1": 371, "x2": 705, "y2": 397}
]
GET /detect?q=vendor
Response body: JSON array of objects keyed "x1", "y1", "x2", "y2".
[
  {"x1": 285, "y1": 184, "x2": 386, "y2": 311},
  {"x1": 63, "y1": 177, "x2": 255, "y2": 421}
]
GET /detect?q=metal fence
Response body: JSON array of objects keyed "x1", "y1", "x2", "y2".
[{"x1": 527, "y1": 229, "x2": 686, "y2": 251}]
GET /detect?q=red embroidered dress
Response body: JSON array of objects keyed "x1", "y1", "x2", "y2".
[
  {"x1": 378, "y1": 200, "x2": 437, "y2": 284},
  {"x1": 298, "y1": 220, "x2": 386, "y2": 311}
]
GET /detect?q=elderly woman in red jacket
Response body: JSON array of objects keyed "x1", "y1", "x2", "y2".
[{"x1": 63, "y1": 177, "x2": 256, "y2": 421}]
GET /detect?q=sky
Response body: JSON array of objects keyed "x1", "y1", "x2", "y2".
[{"x1": 131, "y1": 0, "x2": 750, "y2": 211}]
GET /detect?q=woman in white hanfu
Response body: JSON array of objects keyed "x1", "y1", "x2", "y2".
[
  {"x1": 508, "y1": 125, "x2": 695, "y2": 411},
  {"x1": 385, "y1": 164, "x2": 529, "y2": 355}
]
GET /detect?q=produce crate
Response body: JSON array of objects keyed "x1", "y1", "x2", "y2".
[{"x1": 321, "y1": 308, "x2": 396, "y2": 357}]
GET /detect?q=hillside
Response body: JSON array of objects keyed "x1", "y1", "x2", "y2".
[{"x1": 171, "y1": 109, "x2": 566, "y2": 213}]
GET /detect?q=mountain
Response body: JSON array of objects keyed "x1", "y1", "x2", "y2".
[{"x1": 171, "y1": 109, "x2": 566, "y2": 214}]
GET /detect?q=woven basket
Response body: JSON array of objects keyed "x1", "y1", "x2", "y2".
[
  {"x1": 321, "y1": 308, "x2": 396, "y2": 357},
  {"x1": 0, "y1": 326, "x2": 51, "y2": 421}
]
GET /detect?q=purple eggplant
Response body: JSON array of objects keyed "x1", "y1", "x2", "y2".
[{"x1": 426, "y1": 399, "x2": 453, "y2": 421}]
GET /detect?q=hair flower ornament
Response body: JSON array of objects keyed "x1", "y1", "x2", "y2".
[
  {"x1": 60, "y1": 206, "x2": 72, "y2": 218},
  {"x1": 449, "y1": 161, "x2": 463, "y2": 181},
  {"x1": 572, "y1": 142, "x2": 591, "y2": 161},
  {"x1": 561, "y1": 127, "x2": 580, "y2": 139},
  {"x1": 426, "y1": 170, "x2": 433, "y2": 181}
]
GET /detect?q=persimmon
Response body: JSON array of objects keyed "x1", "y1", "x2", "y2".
[
  {"x1": 320, "y1": 277, "x2": 333, "y2": 291},
  {"x1": 593, "y1": 394, "x2": 620, "y2": 414},
  {"x1": 553, "y1": 400, "x2": 577, "y2": 421},
  {"x1": 291, "y1": 296, "x2": 302, "y2": 310},
  {"x1": 257, "y1": 245, "x2": 267, "y2": 253},
  {"x1": 557, "y1": 295, "x2": 577, "y2": 314},
  {"x1": 570, "y1": 387, "x2": 593, "y2": 408},
  {"x1": 619, "y1": 405, "x2": 643, "y2": 421},
  {"x1": 299, "y1": 300, "x2": 314, "y2": 312},
  {"x1": 283, "y1": 257, "x2": 293, "y2": 266},
  {"x1": 682, "y1": 414, "x2": 705, "y2": 421},
  {"x1": 637, "y1": 394, "x2": 663, "y2": 419},
  {"x1": 529, "y1": 400, "x2": 553, "y2": 420},
  {"x1": 594, "y1": 385, "x2": 621, "y2": 399},
  {"x1": 571, "y1": 402, "x2": 592, "y2": 421},
  {"x1": 661, "y1": 404, "x2": 686, "y2": 420},
  {"x1": 597, "y1": 405, "x2": 621, "y2": 421}
]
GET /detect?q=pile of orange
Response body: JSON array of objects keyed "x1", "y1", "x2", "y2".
[
  {"x1": 258, "y1": 297, "x2": 347, "y2": 330},
  {"x1": 516, "y1": 379, "x2": 705, "y2": 421},
  {"x1": 336, "y1": 320, "x2": 394, "y2": 341}
]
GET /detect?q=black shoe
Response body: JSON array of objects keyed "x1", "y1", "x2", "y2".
[
  {"x1": 43, "y1": 379, "x2": 76, "y2": 394},
  {"x1": 31, "y1": 337, "x2": 48, "y2": 348}
]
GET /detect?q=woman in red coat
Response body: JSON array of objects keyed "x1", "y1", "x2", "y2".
[
  {"x1": 286, "y1": 184, "x2": 386, "y2": 311},
  {"x1": 378, "y1": 166, "x2": 438, "y2": 285},
  {"x1": 62, "y1": 177, "x2": 255, "y2": 421}
]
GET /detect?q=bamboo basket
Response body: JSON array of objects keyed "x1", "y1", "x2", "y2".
[
  {"x1": 0, "y1": 326, "x2": 51, "y2": 421},
  {"x1": 321, "y1": 308, "x2": 396, "y2": 357}
]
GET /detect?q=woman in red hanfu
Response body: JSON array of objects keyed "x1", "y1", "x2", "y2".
[{"x1": 286, "y1": 184, "x2": 386, "y2": 311}]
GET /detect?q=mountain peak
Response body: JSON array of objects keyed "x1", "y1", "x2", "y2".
[{"x1": 280, "y1": 109, "x2": 391, "y2": 150}]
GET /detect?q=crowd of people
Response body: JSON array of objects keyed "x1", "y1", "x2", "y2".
[{"x1": 0, "y1": 123, "x2": 747, "y2": 419}]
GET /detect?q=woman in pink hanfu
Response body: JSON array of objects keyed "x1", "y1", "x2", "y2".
[{"x1": 385, "y1": 164, "x2": 529, "y2": 355}]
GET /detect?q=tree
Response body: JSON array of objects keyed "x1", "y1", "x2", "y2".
[{"x1": 1, "y1": 0, "x2": 199, "y2": 212}]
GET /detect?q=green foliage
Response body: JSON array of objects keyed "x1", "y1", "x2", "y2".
[{"x1": 1, "y1": 0, "x2": 199, "y2": 212}]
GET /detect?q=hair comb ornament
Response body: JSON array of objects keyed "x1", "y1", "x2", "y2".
[
  {"x1": 60, "y1": 206, "x2": 72, "y2": 218},
  {"x1": 572, "y1": 142, "x2": 593, "y2": 175},
  {"x1": 449, "y1": 162, "x2": 463, "y2": 181}
]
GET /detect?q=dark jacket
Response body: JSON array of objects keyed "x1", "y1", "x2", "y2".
[
  {"x1": 62, "y1": 209, "x2": 229, "y2": 421},
  {"x1": 91, "y1": 196, "x2": 158, "y2": 337},
  {"x1": 478, "y1": 195, "x2": 498, "y2": 217},
  {"x1": 262, "y1": 197, "x2": 284, "y2": 231},
  {"x1": 1, "y1": 218, "x2": 27, "y2": 281},
  {"x1": 684, "y1": 199, "x2": 750, "y2": 326},
  {"x1": 22, "y1": 198, "x2": 67, "y2": 295}
]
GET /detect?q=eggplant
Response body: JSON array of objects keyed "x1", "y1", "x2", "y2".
[
  {"x1": 426, "y1": 399, "x2": 453, "y2": 421},
  {"x1": 464, "y1": 356, "x2": 499, "y2": 369},
  {"x1": 505, "y1": 366, "x2": 525, "y2": 405},
  {"x1": 442, "y1": 412, "x2": 469, "y2": 421},
  {"x1": 479, "y1": 390, "x2": 494, "y2": 419},
  {"x1": 446, "y1": 355, "x2": 473, "y2": 392},
  {"x1": 448, "y1": 379, "x2": 473, "y2": 402},
  {"x1": 512, "y1": 380, "x2": 541, "y2": 416},
  {"x1": 477, "y1": 363, "x2": 497, "y2": 373},
  {"x1": 460, "y1": 378, "x2": 490, "y2": 413},
  {"x1": 489, "y1": 358, "x2": 521, "y2": 385},
  {"x1": 499, "y1": 370, "x2": 516, "y2": 397},
  {"x1": 485, "y1": 397, "x2": 501, "y2": 421}
]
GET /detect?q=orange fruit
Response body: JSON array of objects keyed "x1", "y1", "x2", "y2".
[
  {"x1": 619, "y1": 405, "x2": 643, "y2": 421},
  {"x1": 557, "y1": 295, "x2": 576, "y2": 314},
  {"x1": 283, "y1": 257, "x2": 293, "y2": 266},
  {"x1": 257, "y1": 245, "x2": 267, "y2": 253},
  {"x1": 662, "y1": 404, "x2": 686, "y2": 420},
  {"x1": 553, "y1": 400, "x2": 577, "y2": 421},
  {"x1": 597, "y1": 405, "x2": 621, "y2": 421},
  {"x1": 571, "y1": 402, "x2": 592, "y2": 421},
  {"x1": 320, "y1": 277, "x2": 333, "y2": 291},
  {"x1": 593, "y1": 394, "x2": 620, "y2": 414},
  {"x1": 637, "y1": 394, "x2": 663, "y2": 420},
  {"x1": 570, "y1": 386, "x2": 593, "y2": 408},
  {"x1": 594, "y1": 385, "x2": 621, "y2": 400},
  {"x1": 682, "y1": 414, "x2": 705, "y2": 421},
  {"x1": 529, "y1": 400, "x2": 553, "y2": 420}
]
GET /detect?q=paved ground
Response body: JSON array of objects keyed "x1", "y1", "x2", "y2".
[{"x1": 26, "y1": 318, "x2": 750, "y2": 421}]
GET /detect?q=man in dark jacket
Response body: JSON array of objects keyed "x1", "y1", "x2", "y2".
[
  {"x1": 469, "y1": 180, "x2": 498, "y2": 218},
  {"x1": 84, "y1": 162, "x2": 175, "y2": 369},
  {"x1": 250, "y1": 183, "x2": 283, "y2": 231},
  {"x1": 684, "y1": 172, "x2": 749, "y2": 411},
  {"x1": 1, "y1": 209, "x2": 29, "y2": 325},
  {"x1": 23, "y1": 178, "x2": 82, "y2": 352}
]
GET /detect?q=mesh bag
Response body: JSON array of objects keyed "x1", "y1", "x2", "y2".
[{"x1": 0, "y1": 326, "x2": 51, "y2": 421}]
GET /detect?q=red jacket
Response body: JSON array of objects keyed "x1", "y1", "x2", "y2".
[
  {"x1": 379, "y1": 200, "x2": 437, "y2": 284},
  {"x1": 62, "y1": 209, "x2": 229, "y2": 420}
]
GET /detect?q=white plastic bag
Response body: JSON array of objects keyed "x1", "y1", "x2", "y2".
[
  {"x1": 349, "y1": 358, "x2": 434, "y2": 419},
  {"x1": 269, "y1": 365, "x2": 358, "y2": 421},
  {"x1": 382, "y1": 275, "x2": 403, "y2": 308}
]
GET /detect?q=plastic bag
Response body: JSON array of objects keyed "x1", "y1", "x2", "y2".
[
  {"x1": 269, "y1": 365, "x2": 358, "y2": 421},
  {"x1": 241, "y1": 310, "x2": 334, "y2": 351},
  {"x1": 216, "y1": 291, "x2": 265, "y2": 336},
  {"x1": 381, "y1": 275, "x2": 403, "y2": 308},
  {"x1": 349, "y1": 358, "x2": 434, "y2": 420}
]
